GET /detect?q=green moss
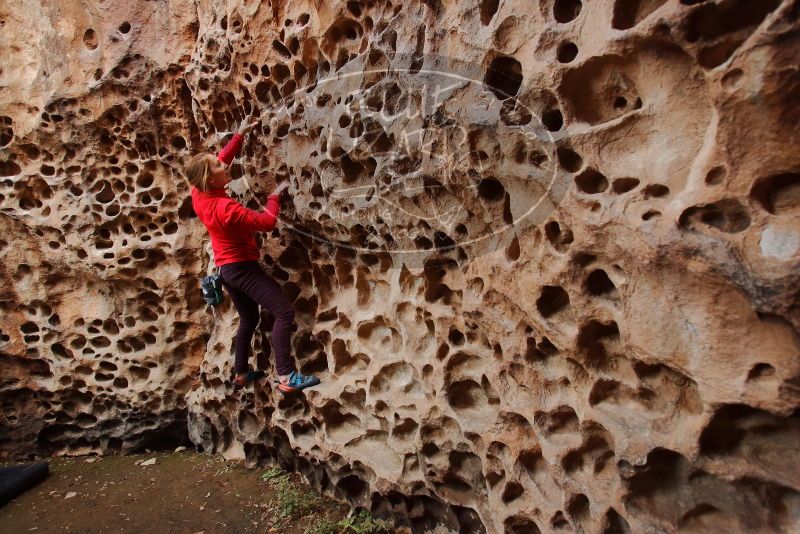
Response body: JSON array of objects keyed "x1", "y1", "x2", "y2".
[
  {"x1": 305, "y1": 509, "x2": 392, "y2": 534},
  {"x1": 262, "y1": 467, "x2": 392, "y2": 531},
  {"x1": 262, "y1": 469, "x2": 321, "y2": 518},
  {"x1": 276, "y1": 476, "x2": 322, "y2": 518},
  {"x1": 260, "y1": 466, "x2": 286, "y2": 481},
  {"x1": 305, "y1": 518, "x2": 339, "y2": 534},
  {"x1": 336, "y1": 509, "x2": 393, "y2": 533}
]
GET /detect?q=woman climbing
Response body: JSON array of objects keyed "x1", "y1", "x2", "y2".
[{"x1": 185, "y1": 116, "x2": 320, "y2": 394}]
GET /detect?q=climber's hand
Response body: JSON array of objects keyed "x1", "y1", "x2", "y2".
[
  {"x1": 237, "y1": 113, "x2": 260, "y2": 136},
  {"x1": 271, "y1": 181, "x2": 290, "y2": 196}
]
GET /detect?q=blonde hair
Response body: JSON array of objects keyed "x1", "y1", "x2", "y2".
[{"x1": 185, "y1": 154, "x2": 212, "y2": 192}]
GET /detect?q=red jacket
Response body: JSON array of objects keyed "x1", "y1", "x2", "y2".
[{"x1": 191, "y1": 134, "x2": 281, "y2": 266}]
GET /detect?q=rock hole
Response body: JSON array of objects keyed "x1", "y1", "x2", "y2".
[
  {"x1": 113, "y1": 377, "x2": 128, "y2": 388},
  {"x1": 699, "y1": 404, "x2": 765, "y2": 455},
  {"x1": 119, "y1": 22, "x2": 131, "y2": 34},
  {"x1": 130, "y1": 366, "x2": 150, "y2": 381},
  {"x1": 721, "y1": 68, "x2": 743, "y2": 90},
  {"x1": 484, "y1": 56, "x2": 523, "y2": 100},
  {"x1": 336, "y1": 475, "x2": 368, "y2": 502},
  {"x1": 448, "y1": 327, "x2": 465, "y2": 346},
  {"x1": 536, "y1": 286, "x2": 570, "y2": 318},
  {"x1": 171, "y1": 136, "x2": 186, "y2": 150},
  {"x1": 603, "y1": 508, "x2": 631, "y2": 533},
  {"x1": 255, "y1": 81, "x2": 275, "y2": 104},
  {"x1": 641, "y1": 210, "x2": 660, "y2": 221},
  {"x1": 454, "y1": 506, "x2": 487, "y2": 534},
  {"x1": 705, "y1": 166, "x2": 726, "y2": 185},
  {"x1": 272, "y1": 40, "x2": 292, "y2": 59},
  {"x1": 750, "y1": 172, "x2": 800, "y2": 215},
  {"x1": 575, "y1": 168, "x2": 608, "y2": 194},
  {"x1": 679, "y1": 198, "x2": 750, "y2": 233},
  {"x1": 504, "y1": 515, "x2": 541, "y2": 534},
  {"x1": 577, "y1": 320, "x2": 619, "y2": 368},
  {"x1": 747, "y1": 363, "x2": 775, "y2": 381},
  {"x1": 501, "y1": 481, "x2": 524, "y2": 503},
  {"x1": 557, "y1": 42, "x2": 579, "y2": 63},
  {"x1": 560, "y1": 55, "x2": 644, "y2": 124},
  {"x1": 83, "y1": 29, "x2": 98, "y2": 50},
  {"x1": 0, "y1": 160, "x2": 21, "y2": 177},
  {"x1": 612, "y1": 177, "x2": 639, "y2": 193},
  {"x1": 554, "y1": 0, "x2": 582, "y2": 23},
  {"x1": 480, "y1": 0, "x2": 499, "y2": 25},
  {"x1": 517, "y1": 448, "x2": 545, "y2": 479},
  {"x1": 94, "y1": 180, "x2": 115, "y2": 203},
  {"x1": 643, "y1": 183, "x2": 669, "y2": 198},
  {"x1": 568, "y1": 493, "x2": 590, "y2": 523},
  {"x1": 446, "y1": 380, "x2": 488, "y2": 413},
  {"x1": 178, "y1": 197, "x2": 196, "y2": 219},
  {"x1": 557, "y1": 147, "x2": 583, "y2": 172},
  {"x1": 685, "y1": 0, "x2": 781, "y2": 45},
  {"x1": 541, "y1": 109, "x2": 563, "y2": 132},
  {"x1": 545, "y1": 221, "x2": 573, "y2": 252},
  {"x1": 612, "y1": 0, "x2": 668, "y2": 31},
  {"x1": 272, "y1": 64, "x2": 291, "y2": 83},
  {"x1": 0, "y1": 128, "x2": 13, "y2": 148},
  {"x1": 506, "y1": 235, "x2": 520, "y2": 261},
  {"x1": 551, "y1": 511, "x2": 569, "y2": 529},
  {"x1": 586, "y1": 269, "x2": 615, "y2": 296},
  {"x1": 478, "y1": 177, "x2": 505, "y2": 201}
]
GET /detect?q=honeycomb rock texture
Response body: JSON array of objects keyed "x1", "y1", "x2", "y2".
[{"x1": 2, "y1": 0, "x2": 800, "y2": 533}]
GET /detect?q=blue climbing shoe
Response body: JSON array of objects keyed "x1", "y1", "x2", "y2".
[{"x1": 277, "y1": 371, "x2": 320, "y2": 394}]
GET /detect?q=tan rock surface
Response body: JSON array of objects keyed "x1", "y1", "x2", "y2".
[{"x1": 1, "y1": 0, "x2": 799, "y2": 532}]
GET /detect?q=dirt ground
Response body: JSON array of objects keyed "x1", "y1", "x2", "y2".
[{"x1": 0, "y1": 451, "x2": 349, "y2": 534}]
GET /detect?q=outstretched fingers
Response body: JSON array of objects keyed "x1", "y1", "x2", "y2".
[{"x1": 238, "y1": 110, "x2": 261, "y2": 135}]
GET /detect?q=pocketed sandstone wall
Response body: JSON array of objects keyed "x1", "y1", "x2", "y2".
[
  {"x1": 1, "y1": 1, "x2": 799, "y2": 533},
  {"x1": 0, "y1": 0, "x2": 209, "y2": 458}
]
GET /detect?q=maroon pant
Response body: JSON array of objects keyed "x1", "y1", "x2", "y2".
[{"x1": 219, "y1": 261, "x2": 295, "y2": 375}]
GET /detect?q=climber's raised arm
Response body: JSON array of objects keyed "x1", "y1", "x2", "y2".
[
  {"x1": 217, "y1": 115, "x2": 260, "y2": 167},
  {"x1": 221, "y1": 181, "x2": 289, "y2": 233}
]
